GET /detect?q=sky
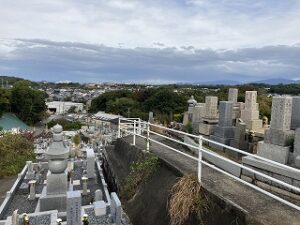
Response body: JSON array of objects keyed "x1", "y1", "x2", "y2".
[{"x1": 1, "y1": 0, "x2": 300, "y2": 83}]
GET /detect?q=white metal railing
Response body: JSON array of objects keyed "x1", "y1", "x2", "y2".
[{"x1": 117, "y1": 118, "x2": 300, "y2": 211}]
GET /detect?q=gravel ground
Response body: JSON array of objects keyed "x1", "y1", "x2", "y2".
[
  {"x1": 29, "y1": 214, "x2": 51, "y2": 225},
  {"x1": 84, "y1": 207, "x2": 110, "y2": 225}
]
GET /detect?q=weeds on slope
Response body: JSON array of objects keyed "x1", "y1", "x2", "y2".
[{"x1": 168, "y1": 175, "x2": 208, "y2": 225}]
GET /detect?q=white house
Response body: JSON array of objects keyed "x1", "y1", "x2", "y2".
[{"x1": 46, "y1": 101, "x2": 84, "y2": 114}]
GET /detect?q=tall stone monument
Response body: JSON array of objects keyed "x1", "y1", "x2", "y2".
[
  {"x1": 228, "y1": 88, "x2": 242, "y2": 124},
  {"x1": 40, "y1": 124, "x2": 69, "y2": 211},
  {"x1": 199, "y1": 96, "x2": 218, "y2": 135},
  {"x1": 291, "y1": 96, "x2": 300, "y2": 130},
  {"x1": 257, "y1": 96, "x2": 294, "y2": 164},
  {"x1": 240, "y1": 91, "x2": 263, "y2": 132},
  {"x1": 294, "y1": 128, "x2": 300, "y2": 168},
  {"x1": 183, "y1": 96, "x2": 206, "y2": 133},
  {"x1": 210, "y1": 101, "x2": 235, "y2": 150},
  {"x1": 230, "y1": 121, "x2": 249, "y2": 151}
]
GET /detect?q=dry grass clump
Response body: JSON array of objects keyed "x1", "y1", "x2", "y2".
[{"x1": 168, "y1": 175, "x2": 208, "y2": 225}]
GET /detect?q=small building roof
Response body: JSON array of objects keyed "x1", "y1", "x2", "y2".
[{"x1": 0, "y1": 113, "x2": 29, "y2": 130}]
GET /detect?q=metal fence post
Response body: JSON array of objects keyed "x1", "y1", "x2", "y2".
[
  {"x1": 118, "y1": 118, "x2": 121, "y2": 138},
  {"x1": 133, "y1": 120, "x2": 136, "y2": 146},
  {"x1": 198, "y1": 135, "x2": 203, "y2": 183},
  {"x1": 138, "y1": 118, "x2": 141, "y2": 135},
  {"x1": 146, "y1": 121, "x2": 150, "y2": 152}
]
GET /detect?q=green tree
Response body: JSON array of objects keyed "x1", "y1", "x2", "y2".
[
  {"x1": 106, "y1": 97, "x2": 139, "y2": 116},
  {"x1": 47, "y1": 119, "x2": 82, "y2": 131},
  {"x1": 10, "y1": 81, "x2": 47, "y2": 125},
  {"x1": 0, "y1": 134, "x2": 35, "y2": 178},
  {"x1": 0, "y1": 88, "x2": 11, "y2": 117},
  {"x1": 72, "y1": 134, "x2": 81, "y2": 146},
  {"x1": 89, "y1": 90, "x2": 132, "y2": 113}
]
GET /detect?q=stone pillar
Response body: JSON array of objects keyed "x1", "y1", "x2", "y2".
[
  {"x1": 241, "y1": 91, "x2": 262, "y2": 132},
  {"x1": 228, "y1": 88, "x2": 238, "y2": 103},
  {"x1": 86, "y1": 148, "x2": 95, "y2": 179},
  {"x1": 111, "y1": 192, "x2": 121, "y2": 225},
  {"x1": 257, "y1": 96, "x2": 294, "y2": 164},
  {"x1": 294, "y1": 128, "x2": 300, "y2": 168},
  {"x1": 11, "y1": 210, "x2": 19, "y2": 225},
  {"x1": 291, "y1": 96, "x2": 300, "y2": 130},
  {"x1": 204, "y1": 96, "x2": 218, "y2": 119},
  {"x1": 66, "y1": 190, "x2": 82, "y2": 225},
  {"x1": 210, "y1": 101, "x2": 235, "y2": 150},
  {"x1": 28, "y1": 180, "x2": 36, "y2": 200},
  {"x1": 82, "y1": 176, "x2": 88, "y2": 196},
  {"x1": 148, "y1": 112, "x2": 154, "y2": 123},
  {"x1": 199, "y1": 96, "x2": 219, "y2": 135},
  {"x1": 26, "y1": 161, "x2": 34, "y2": 179}
]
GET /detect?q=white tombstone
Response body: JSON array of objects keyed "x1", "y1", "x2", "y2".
[
  {"x1": 95, "y1": 189, "x2": 103, "y2": 201},
  {"x1": 28, "y1": 180, "x2": 36, "y2": 200},
  {"x1": 86, "y1": 148, "x2": 95, "y2": 179},
  {"x1": 110, "y1": 192, "x2": 121, "y2": 225},
  {"x1": 94, "y1": 200, "x2": 106, "y2": 216},
  {"x1": 82, "y1": 176, "x2": 88, "y2": 196}
]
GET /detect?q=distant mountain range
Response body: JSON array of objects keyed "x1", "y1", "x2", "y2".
[
  {"x1": 1, "y1": 75, "x2": 300, "y2": 86},
  {"x1": 195, "y1": 78, "x2": 300, "y2": 86}
]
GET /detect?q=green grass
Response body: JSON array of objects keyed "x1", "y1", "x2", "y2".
[{"x1": 122, "y1": 155, "x2": 160, "y2": 200}]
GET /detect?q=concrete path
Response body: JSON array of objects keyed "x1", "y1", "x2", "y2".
[
  {"x1": 0, "y1": 176, "x2": 17, "y2": 205},
  {"x1": 122, "y1": 135, "x2": 300, "y2": 225}
]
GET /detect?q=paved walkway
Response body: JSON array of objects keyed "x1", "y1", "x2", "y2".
[{"x1": 122, "y1": 135, "x2": 300, "y2": 225}]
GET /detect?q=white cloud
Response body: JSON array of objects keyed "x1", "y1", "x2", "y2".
[{"x1": 0, "y1": 0, "x2": 300, "y2": 49}]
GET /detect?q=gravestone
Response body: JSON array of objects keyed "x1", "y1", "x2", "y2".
[
  {"x1": 40, "y1": 124, "x2": 69, "y2": 211},
  {"x1": 86, "y1": 148, "x2": 95, "y2": 178},
  {"x1": 230, "y1": 121, "x2": 249, "y2": 151},
  {"x1": 82, "y1": 176, "x2": 88, "y2": 196},
  {"x1": 11, "y1": 210, "x2": 19, "y2": 225},
  {"x1": 240, "y1": 91, "x2": 263, "y2": 132},
  {"x1": 294, "y1": 128, "x2": 300, "y2": 168},
  {"x1": 183, "y1": 96, "x2": 206, "y2": 133},
  {"x1": 94, "y1": 200, "x2": 106, "y2": 217},
  {"x1": 28, "y1": 180, "x2": 36, "y2": 200},
  {"x1": 111, "y1": 192, "x2": 121, "y2": 225},
  {"x1": 291, "y1": 96, "x2": 300, "y2": 130},
  {"x1": 210, "y1": 101, "x2": 235, "y2": 150},
  {"x1": 149, "y1": 112, "x2": 154, "y2": 123},
  {"x1": 67, "y1": 190, "x2": 82, "y2": 225},
  {"x1": 95, "y1": 189, "x2": 103, "y2": 201},
  {"x1": 228, "y1": 88, "x2": 242, "y2": 124},
  {"x1": 26, "y1": 161, "x2": 34, "y2": 179},
  {"x1": 257, "y1": 96, "x2": 294, "y2": 164},
  {"x1": 199, "y1": 96, "x2": 219, "y2": 135}
]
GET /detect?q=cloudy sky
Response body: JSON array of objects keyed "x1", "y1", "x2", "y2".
[{"x1": 1, "y1": 0, "x2": 300, "y2": 83}]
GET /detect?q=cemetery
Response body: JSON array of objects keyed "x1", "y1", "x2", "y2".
[
  {"x1": 183, "y1": 89, "x2": 300, "y2": 191},
  {"x1": 0, "y1": 124, "x2": 130, "y2": 225},
  {"x1": 1, "y1": 87, "x2": 300, "y2": 225}
]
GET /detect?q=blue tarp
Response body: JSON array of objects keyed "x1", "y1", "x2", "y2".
[{"x1": 0, "y1": 113, "x2": 29, "y2": 130}]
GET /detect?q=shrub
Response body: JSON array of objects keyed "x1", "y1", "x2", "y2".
[{"x1": 0, "y1": 134, "x2": 35, "y2": 178}]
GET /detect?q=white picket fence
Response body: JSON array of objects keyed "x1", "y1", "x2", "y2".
[{"x1": 117, "y1": 118, "x2": 300, "y2": 211}]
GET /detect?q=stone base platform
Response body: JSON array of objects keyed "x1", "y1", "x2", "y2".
[
  {"x1": 39, "y1": 187, "x2": 67, "y2": 212},
  {"x1": 257, "y1": 141, "x2": 290, "y2": 164},
  {"x1": 242, "y1": 156, "x2": 300, "y2": 192},
  {"x1": 199, "y1": 123, "x2": 216, "y2": 136},
  {"x1": 209, "y1": 135, "x2": 234, "y2": 151}
]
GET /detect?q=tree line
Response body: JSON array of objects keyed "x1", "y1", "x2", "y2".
[
  {"x1": 89, "y1": 85, "x2": 274, "y2": 123},
  {"x1": 0, "y1": 81, "x2": 47, "y2": 125}
]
